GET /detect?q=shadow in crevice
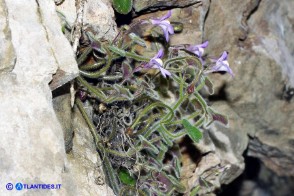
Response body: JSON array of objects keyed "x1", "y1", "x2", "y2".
[
  {"x1": 52, "y1": 82, "x2": 71, "y2": 98},
  {"x1": 115, "y1": 11, "x2": 133, "y2": 27},
  {"x1": 208, "y1": 84, "x2": 228, "y2": 102},
  {"x1": 179, "y1": 136, "x2": 202, "y2": 164},
  {"x1": 217, "y1": 153, "x2": 262, "y2": 196}
]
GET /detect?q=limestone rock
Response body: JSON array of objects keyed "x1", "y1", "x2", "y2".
[
  {"x1": 0, "y1": 0, "x2": 15, "y2": 72},
  {"x1": 53, "y1": 86, "x2": 74, "y2": 153},
  {"x1": 0, "y1": 0, "x2": 96, "y2": 195},
  {"x1": 65, "y1": 106, "x2": 115, "y2": 196},
  {"x1": 0, "y1": 73, "x2": 68, "y2": 195},
  {"x1": 56, "y1": 0, "x2": 118, "y2": 41},
  {"x1": 168, "y1": 1, "x2": 210, "y2": 46},
  {"x1": 4, "y1": 0, "x2": 78, "y2": 89},
  {"x1": 182, "y1": 102, "x2": 248, "y2": 194},
  {"x1": 52, "y1": 85, "x2": 115, "y2": 195},
  {"x1": 204, "y1": 0, "x2": 294, "y2": 184},
  {"x1": 248, "y1": 0, "x2": 294, "y2": 87},
  {"x1": 133, "y1": 0, "x2": 201, "y2": 12}
]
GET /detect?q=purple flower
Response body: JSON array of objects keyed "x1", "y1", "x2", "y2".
[
  {"x1": 145, "y1": 49, "x2": 171, "y2": 78},
  {"x1": 210, "y1": 51, "x2": 234, "y2": 76},
  {"x1": 186, "y1": 41, "x2": 209, "y2": 57},
  {"x1": 150, "y1": 10, "x2": 174, "y2": 42}
]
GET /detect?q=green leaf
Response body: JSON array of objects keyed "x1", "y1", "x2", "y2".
[
  {"x1": 158, "y1": 126, "x2": 173, "y2": 147},
  {"x1": 156, "y1": 142, "x2": 168, "y2": 162},
  {"x1": 128, "y1": 32, "x2": 146, "y2": 47},
  {"x1": 205, "y1": 77, "x2": 214, "y2": 95},
  {"x1": 113, "y1": 84, "x2": 134, "y2": 100},
  {"x1": 118, "y1": 169, "x2": 136, "y2": 186},
  {"x1": 138, "y1": 135, "x2": 159, "y2": 154},
  {"x1": 182, "y1": 119, "x2": 202, "y2": 143},
  {"x1": 112, "y1": 0, "x2": 133, "y2": 15},
  {"x1": 167, "y1": 174, "x2": 186, "y2": 193},
  {"x1": 108, "y1": 45, "x2": 126, "y2": 56},
  {"x1": 190, "y1": 185, "x2": 200, "y2": 196}
]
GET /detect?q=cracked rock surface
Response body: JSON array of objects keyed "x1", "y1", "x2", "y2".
[
  {"x1": 203, "y1": 0, "x2": 294, "y2": 194},
  {"x1": 0, "y1": 0, "x2": 112, "y2": 195},
  {"x1": 56, "y1": 0, "x2": 118, "y2": 41},
  {"x1": 204, "y1": 0, "x2": 294, "y2": 177},
  {"x1": 0, "y1": 0, "x2": 15, "y2": 72}
]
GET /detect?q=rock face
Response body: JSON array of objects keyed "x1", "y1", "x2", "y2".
[
  {"x1": 168, "y1": 2, "x2": 210, "y2": 46},
  {"x1": 66, "y1": 107, "x2": 115, "y2": 196},
  {"x1": 202, "y1": 0, "x2": 294, "y2": 194},
  {"x1": 0, "y1": 0, "x2": 75, "y2": 194},
  {"x1": 52, "y1": 88, "x2": 115, "y2": 195},
  {"x1": 204, "y1": 0, "x2": 294, "y2": 176},
  {"x1": 0, "y1": 0, "x2": 113, "y2": 195},
  {"x1": 0, "y1": 0, "x2": 15, "y2": 72},
  {"x1": 56, "y1": 0, "x2": 118, "y2": 41},
  {"x1": 52, "y1": 88, "x2": 74, "y2": 153},
  {"x1": 248, "y1": 0, "x2": 294, "y2": 87},
  {"x1": 0, "y1": 74, "x2": 68, "y2": 195}
]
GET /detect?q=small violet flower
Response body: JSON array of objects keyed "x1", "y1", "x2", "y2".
[
  {"x1": 149, "y1": 10, "x2": 174, "y2": 42},
  {"x1": 145, "y1": 49, "x2": 171, "y2": 78},
  {"x1": 210, "y1": 51, "x2": 234, "y2": 77},
  {"x1": 186, "y1": 41, "x2": 209, "y2": 58}
]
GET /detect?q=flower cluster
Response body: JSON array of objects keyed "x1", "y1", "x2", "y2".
[
  {"x1": 141, "y1": 11, "x2": 233, "y2": 78},
  {"x1": 186, "y1": 41, "x2": 233, "y2": 76},
  {"x1": 139, "y1": 11, "x2": 174, "y2": 78}
]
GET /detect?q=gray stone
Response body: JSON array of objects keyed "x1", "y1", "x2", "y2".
[
  {"x1": 168, "y1": 1, "x2": 210, "y2": 46},
  {"x1": 0, "y1": 0, "x2": 112, "y2": 195},
  {"x1": 52, "y1": 87, "x2": 114, "y2": 195},
  {"x1": 204, "y1": 0, "x2": 294, "y2": 183},
  {"x1": 5, "y1": 0, "x2": 78, "y2": 86},
  {"x1": 133, "y1": 0, "x2": 201, "y2": 12},
  {"x1": 38, "y1": 0, "x2": 79, "y2": 90},
  {"x1": 56, "y1": 0, "x2": 118, "y2": 41},
  {"x1": 248, "y1": 0, "x2": 294, "y2": 87},
  {"x1": 182, "y1": 102, "x2": 248, "y2": 195},
  {"x1": 0, "y1": 0, "x2": 78, "y2": 194},
  {"x1": 66, "y1": 106, "x2": 115, "y2": 196},
  {"x1": 0, "y1": 0, "x2": 15, "y2": 72},
  {"x1": 0, "y1": 73, "x2": 68, "y2": 195},
  {"x1": 237, "y1": 162, "x2": 294, "y2": 196},
  {"x1": 53, "y1": 85, "x2": 74, "y2": 153}
]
